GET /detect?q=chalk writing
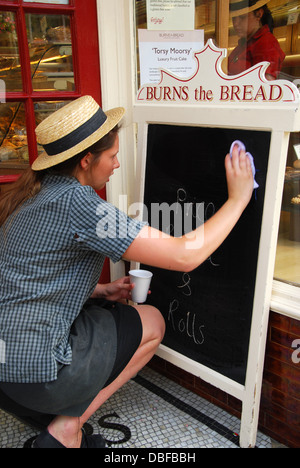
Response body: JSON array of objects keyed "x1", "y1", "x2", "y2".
[
  {"x1": 166, "y1": 272, "x2": 206, "y2": 346},
  {"x1": 176, "y1": 188, "x2": 220, "y2": 267},
  {"x1": 168, "y1": 298, "x2": 205, "y2": 346},
  {"x1": 178, "y1": 272, "x2": 192, "y2": 296}
]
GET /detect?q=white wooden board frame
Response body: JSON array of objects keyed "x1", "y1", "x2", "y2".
[{"x1": 133, "y1": 41, "x2": 300, "y2": 448}]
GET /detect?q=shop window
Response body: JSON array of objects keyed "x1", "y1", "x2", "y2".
[
  {"x1": 26, "y1": 13, "x2": 74, "y2": 92},
  {"x1": 271, "y1": 1, "x2": 300, "y2": 287},
  {"x1": 135, "y1": 0, "x2": 300, "y2": 288},
  {"x1": 0, "y1": 0, "x2": 101, "y2": 174}
]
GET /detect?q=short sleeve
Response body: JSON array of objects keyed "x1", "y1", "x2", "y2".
[{"x1": 69, "y1": 185, "x2": 147, "y2": 263}]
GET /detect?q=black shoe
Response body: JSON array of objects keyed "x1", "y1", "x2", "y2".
[{"x1": 33, "y1": 429, "x2": 106, "y2": 448}]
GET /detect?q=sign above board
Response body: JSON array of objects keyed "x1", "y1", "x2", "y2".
[{"x1": 137, "y1": 39, "x2": 300, "y2": 108}]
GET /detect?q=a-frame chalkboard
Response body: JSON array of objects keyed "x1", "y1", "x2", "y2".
[{"x1": 133, "y1": 41, "x2": 300, "y2": 447}]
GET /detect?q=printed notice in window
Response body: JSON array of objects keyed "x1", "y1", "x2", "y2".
[
  {"x1": 138, "y1": 29, "x2": 204, "y2": 86},
  {"x1": 147, "y1": 0, "x2": 195, "y2": 30}
]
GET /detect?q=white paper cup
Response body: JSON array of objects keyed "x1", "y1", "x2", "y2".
[{"x1": 129, "y1": 269, "x2": 153, "y2": 303}]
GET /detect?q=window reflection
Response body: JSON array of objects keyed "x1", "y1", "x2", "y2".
[
  {"x1": 0, "y1": 12, "x2": 22, "y2": 92},
  {"x1": 228, "y1": 3, "x2": 285, "y2": 80},
  {"x1": 26, "y1": 14, "x2": 74, "y2": 92}
]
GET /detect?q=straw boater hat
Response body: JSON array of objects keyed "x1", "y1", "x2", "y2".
[
  {"x1": 32, "y1": 95, "x2": 125, "y2": 171},
  {"x1": 230, "y1": 0, "x2": 270, "y2": 17}
]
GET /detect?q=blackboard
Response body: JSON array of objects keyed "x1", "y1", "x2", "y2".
[{"x1": 142, "y1": 124, "x2": 271, "y2": 385}]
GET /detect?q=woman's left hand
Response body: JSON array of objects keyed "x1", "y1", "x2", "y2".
[{"x1": 91, "y1": 277, "x2": 134, "y2": 303}]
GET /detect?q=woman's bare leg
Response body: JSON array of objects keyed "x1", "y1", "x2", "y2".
[{"x1": 47, "y1": 305, "x2": 165, "y2": 448}]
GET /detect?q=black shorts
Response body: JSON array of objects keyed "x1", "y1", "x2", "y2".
[{"x1": 0, "y1": 299, "x2": 143, "y2": 420}]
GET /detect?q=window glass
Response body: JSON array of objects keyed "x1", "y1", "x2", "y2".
[
  {"x1": 0, "y1": 12, "x2": 22, "y2": 92},
  {"x1": 271, "y1": 0, "x2": 300, "y2": 286},
  {"x1": 274, "y1": 131, "x2": 300, "y2": 286},
  {"x1": 0, "y1": 102, "x2": 28, "y2": 170},
  {"x1": 195, "y1": 0, "x2": 216, "y2": 42},
  {"x1": 26, "y1": 14, "x2": 75, "y2": 92}
]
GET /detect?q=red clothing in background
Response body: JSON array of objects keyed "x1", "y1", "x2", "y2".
[{"x1": 228, "y1": 25, "x2": 285, "y2": 79}]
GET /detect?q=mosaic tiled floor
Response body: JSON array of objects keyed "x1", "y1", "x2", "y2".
[{"x1": 0, "y1": 367, "x2": 285, "y2": 449}]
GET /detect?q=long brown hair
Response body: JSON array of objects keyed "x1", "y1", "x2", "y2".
[{"x1": 0, "y1": 126, "x2": 119, "y2": 228}]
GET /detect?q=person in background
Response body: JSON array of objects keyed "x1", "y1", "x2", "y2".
[
  {"x1": 0, "y1": 96, "x2": 254, "y2": 448},
  {"x1": 228, "y1": 0, "x2": 285, "y2": 80}
]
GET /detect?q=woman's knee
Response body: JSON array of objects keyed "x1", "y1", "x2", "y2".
[
  {"x1": 135, "y1": 305, "x2": 165, "y2": 343},
  {"x1": 149, "y1": 306, "x2": 166, "y2": 340}
]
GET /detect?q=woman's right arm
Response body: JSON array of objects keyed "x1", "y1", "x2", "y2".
[{"x1": 123, "y1": 147, "x2": 254, "y2": 272}]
